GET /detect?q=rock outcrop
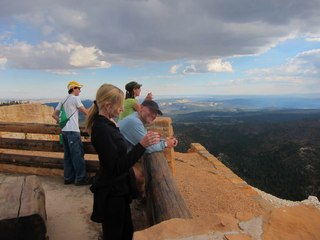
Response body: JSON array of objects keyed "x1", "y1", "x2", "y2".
[
  {"x1": 0, "y1": 103, "x2": 55, "y2": 124},
  {"x1": 0, "y1": 103, "x2": 56, "y2": 140}
]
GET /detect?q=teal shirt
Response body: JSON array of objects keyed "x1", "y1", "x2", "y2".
[
  {"x1": 118, "y1": 112, "x2": 166, "y2": 153},
  {"x1": 119, "y1": 98, "x2": 139, "y2": 121}
]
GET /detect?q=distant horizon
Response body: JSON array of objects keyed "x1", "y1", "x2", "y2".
[{"x1": 1, "y1": 93, "x2": 320, "y2": 102}]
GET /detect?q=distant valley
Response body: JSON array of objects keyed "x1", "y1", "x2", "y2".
[{"x1": 46, "y1": 95, "x2": 320, "y2": 201}]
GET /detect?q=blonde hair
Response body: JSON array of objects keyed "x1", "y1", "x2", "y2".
[{"x1": 85, "y1": 84, "x2": 124, "y2": 134}]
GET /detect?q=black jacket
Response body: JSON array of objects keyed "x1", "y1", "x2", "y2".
[{"x1": 90, "y1": 114, "x2": 145, "y2": 222}]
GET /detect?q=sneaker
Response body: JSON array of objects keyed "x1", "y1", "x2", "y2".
[
  {"x1": 75, "y1": 176, "x2": 94, "y2": 186},
  {"x1": 64, "y1": 179, "x2": 74, "y2": 185}
]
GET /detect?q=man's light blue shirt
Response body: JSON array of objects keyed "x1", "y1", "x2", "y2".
[{"x1": 118, "y1": 112, "x2": 166, "y2": 153}]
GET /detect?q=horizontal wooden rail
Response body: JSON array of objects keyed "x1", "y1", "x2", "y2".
[
  {"x1": 0, "y1": 152, "x2": 99, "y2": 172},
  {"x1": 0, "y1": 122, "x2": 89, "y2": 136},
  {"x1": 0, "y1": 122, "x2": 95, "y2": 175},
  {"x1": 0, "y1": 138, "x2": 96, "y2": 154},
  {"x1": 144, "y1": 152, "x2": 192, "y2": 225}
]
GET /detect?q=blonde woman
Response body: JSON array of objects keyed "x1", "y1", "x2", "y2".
[{"x1": 85, "y1": 84, "x2": 160, "y2": 240}]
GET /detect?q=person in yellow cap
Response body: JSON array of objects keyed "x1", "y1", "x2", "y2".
[{"x1": 52, "y1": 81, "x2": 90, "y2": 185}]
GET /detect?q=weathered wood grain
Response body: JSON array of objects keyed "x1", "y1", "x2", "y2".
[
  {"x1": 0, "y1": 137, "x2": 96, "y2": 153},
  {"x1": 0, "y1": 152, "x2": 99, "y2": 172},
  {"x1": 144, "y1": 152, "x2": 192, "y2": 225},
  {"x1": 0, "y1": 175, "x2": 47, "y2": 240}
]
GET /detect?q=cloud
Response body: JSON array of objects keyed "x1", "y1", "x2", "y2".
[
  {"x1": 0, "y1": 56, "x2": 7, "y2": 67},
  {"x1": 207, "y1": 59, "x2": 233, "y2": 73},
  {"x1": 0, "y1": 0, "x2": 320, "y2": 73},
  {"x1": 248, "y1": 48, "x2": 320, "y2": 78},
  {"x1": 178, "y1": 59, "x2": 233, "y2": 74},
  {"x1": 0, "y1": 39, "x2": 111, "y2": 71},
  {"x1": 242, "y1": 49, "x2": 320, "y2": 94},
  {"x1": 69, "y1": 46, "x2": 111, "y2": 68},
  {"x1": 169, "y1": 64, "x2": 182, "y2": 74},
  {"x1": 306, "y1": 37, "x2": 320, "y2": 42},
  {"x1": 183, "y1": 64, "x2": 197, "y2": 74},
  {"x1": 1, "y1": 0, "x2": 320, "y2": 70}
]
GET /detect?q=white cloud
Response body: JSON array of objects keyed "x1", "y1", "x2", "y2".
[
  {"x1": 0, "y1": 56, "x2": 8, "y2": 68},
  {"x1": 248, "y1": 48, "x2": 320, "y2": 79},
  {"x1": 0, "y1": 40, "x2": 111, "y2": 71},
  {"x1": 183, "y1": 64, "x2": 197, "y2": 74},
  {"x1": 242, "y1": 49, "x2": 320, "y2": 94},
  {"x1": 207, "y1": 59, "x2": 233, "y2": 73},
  {"x1": 180, "y1": 59, "x2": 233, "y2": 74},
  {"x1": 169, "y1": 64, "x2": 181, "y2": 74},
  {"x1": 69, "y1": 46, "x2": 111, "y2": 68},
  {"x1": 306, "y1": 37, "x2": 320, "y2": 42}
]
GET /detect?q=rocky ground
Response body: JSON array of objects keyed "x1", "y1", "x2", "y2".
[{"x1": 135, "y1": 151, "x2": 320, "y2": 240}]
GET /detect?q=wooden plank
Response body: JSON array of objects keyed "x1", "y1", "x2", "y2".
[
  {"x1": 0, "y1": 122, "x2": 60, "y2": 135},
  {"x1": 144, "y1": 152, "x2": 192, "y2": 225},
  {"x1": 0, "y1": 122, "x2": 90, "y2": 137},
  {"x1": 0, "y1": 175, "x2": 47, "y2": 240},
  {"x1": 0, "y1": 138, "x2": 96, "y2": 154},
  {"x1": 0, "y1": 152, "x2": 99, "y2": 172}
]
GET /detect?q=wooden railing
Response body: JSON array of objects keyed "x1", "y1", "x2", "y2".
[
  {"x1": 0, "y1": 122, "x2": 98, "y2": 173},
  {"x1": 0, "y1": 121, "x2": 192, "y2": 226}
]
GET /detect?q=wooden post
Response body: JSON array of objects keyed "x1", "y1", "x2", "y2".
[
  {"x1": 144, "y1": 152, "x2": 192, "y2": 225},
  {"x1": 145, "y1": 117, "x2": 176, "y2": 174}
]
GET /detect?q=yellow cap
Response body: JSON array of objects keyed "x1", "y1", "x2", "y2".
[{"x1": 67, "y1": 81, "x2": 83, "y2": 90}]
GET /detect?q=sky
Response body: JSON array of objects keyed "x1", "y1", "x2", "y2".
[{"x1": 1, "y1": 0, "x2": 320, "y2": 100}]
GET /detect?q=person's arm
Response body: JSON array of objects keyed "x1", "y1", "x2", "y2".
[
  {"x1": 52, "y1": 109, "x2": 59, "y2": 122},
  {"x1": 146, "y1": 137, "x2": 178, "y2": 153},
  {"x1": 133, "y1": 103, "x2": 141, "y2": 112},
  {"x1": 52, "y1": 101, "x2": 62, "y2": 123},
  {"x1": 124, "y1": 122, "x2": 165, "y2": 153},
  {"x1": 78, "y1": 106, "x2": 88, "y2": 115},
  {"x1": 145, "y1": 92, "x2": 153, "y2": 101},
  {"x1": 93, "y1": 122, "x2": 159, "y2": 175}
]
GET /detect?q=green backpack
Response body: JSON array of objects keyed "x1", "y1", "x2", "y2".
[
  {"x1": 58, "y1": 96, "x2": 76, "y2": 129},
  {"x1": 58, "y1": 96, "x2": 77, "y2": 144},
  {"x1": 59, "y1": 105, "x2": 69, "y2": 129}
]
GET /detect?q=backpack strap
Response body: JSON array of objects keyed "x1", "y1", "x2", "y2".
[
  {"x1": 61, "y1": 95, "x2": 77, "y2": 120},
  {"x1": 61, "y1": 95, "x2": 71, "y2": 108}
]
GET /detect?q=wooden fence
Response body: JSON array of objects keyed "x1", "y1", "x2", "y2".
[{"x1": 0, "y1": 121, "x2": 191, "y2": 231}]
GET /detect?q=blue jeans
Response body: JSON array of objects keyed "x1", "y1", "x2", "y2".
[{"x1": 62, "y1": 131, "x2": 86, "y2": 183}]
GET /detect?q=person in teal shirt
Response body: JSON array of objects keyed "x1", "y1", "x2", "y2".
[{"x1": 118, "y1": 81, "x2": 152, "y2": 121}]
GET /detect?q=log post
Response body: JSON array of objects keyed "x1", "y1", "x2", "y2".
[{"x1": 144, "y1": 152, "x2": 192, "y2": 225}]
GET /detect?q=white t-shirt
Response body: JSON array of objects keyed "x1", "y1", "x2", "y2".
[{"x1": 55, "y1": 94, "x2": 84, "y2": 132}]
